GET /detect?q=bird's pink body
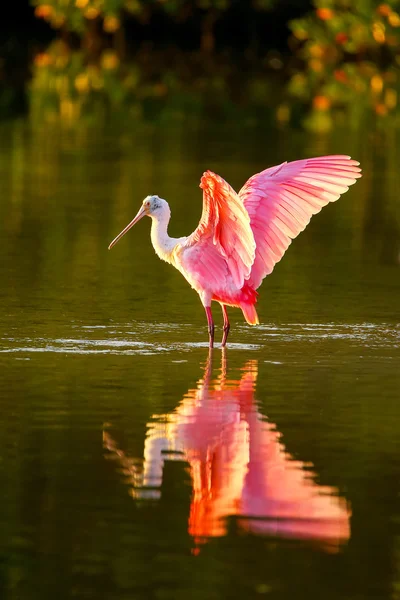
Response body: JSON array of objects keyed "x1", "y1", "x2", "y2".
[
  {"x1": 173, "y1": 230, "x2": 259, "y2": 325},
  {"x1": 108, "y1": 155, "x2": 362, "y2": 346}
]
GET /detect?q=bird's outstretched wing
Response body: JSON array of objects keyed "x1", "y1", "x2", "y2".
[
  {"x1": 184, "y1": 170, "x2": 256, "y2": 289},
  {"x1": 239, "y1": 155, "x2": 362, "y2": 290}
]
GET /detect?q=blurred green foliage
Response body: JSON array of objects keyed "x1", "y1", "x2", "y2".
[
  {"x1": 29, "y1": 0, "x2": 400, "y2": 131},
  {"x1": 31, "y1": 0, "x2": 276, "y2": 35},
  {"x1": 33, "y1": 0, "x2": 139, "y2": 34},
  {"x1": 29, "y1": 40, "x2": 282, "y2": 126},
  {"x1": 284, "y1": 0, "x2": 400, "y2": 131}
]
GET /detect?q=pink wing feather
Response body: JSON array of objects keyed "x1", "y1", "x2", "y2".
[
  {"x1": 184, "y1": 170, "x2": 256, "y2": 289},
  {"x1": 239, "y1": 155, "x2": 362, "y2": 290}
]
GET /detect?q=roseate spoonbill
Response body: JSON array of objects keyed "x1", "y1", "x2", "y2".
[
  {"x1": 103, "y1": 353, "x2": 350, "y2": 551},
  {"x1": 108, "y1": 155, "x2": 361, "y2": 347}
]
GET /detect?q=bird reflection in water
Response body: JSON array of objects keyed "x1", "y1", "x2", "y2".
[{"x1": 103, "y1": 353, "x2": 350, "y2": 552}]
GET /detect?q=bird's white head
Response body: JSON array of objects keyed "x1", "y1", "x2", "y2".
[
  {"x1": 108, "y1": 195, "x2": 169, "y2": 250},
  {"x1": 142, "y1": 195, "x2": 167, "y2": 215}
]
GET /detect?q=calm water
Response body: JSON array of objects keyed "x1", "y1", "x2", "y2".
[{"x1": 0, "y1": 120, "x2": 399, "y2": 600}]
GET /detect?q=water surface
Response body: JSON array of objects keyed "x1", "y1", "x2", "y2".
[{"x1": 0, "y1": 121, "x2": 399, "y2": 600}]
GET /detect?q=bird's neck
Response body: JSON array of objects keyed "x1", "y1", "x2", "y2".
[{"x1": 150, "y1": 211, "x2": 178, "y2": 263}]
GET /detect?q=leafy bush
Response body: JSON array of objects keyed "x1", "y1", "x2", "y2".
[{"x1": 284, "y1": 1, "x2": 400, "y2": 130}]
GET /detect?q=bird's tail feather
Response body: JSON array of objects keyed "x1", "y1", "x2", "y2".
[{"x1": 241, "y1": 303, "x2": 259, "y2": 326}]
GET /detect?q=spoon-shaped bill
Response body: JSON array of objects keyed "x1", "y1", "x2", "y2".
[{"x1": 108, "y1": 205, "x2": 147, "y2": 250}]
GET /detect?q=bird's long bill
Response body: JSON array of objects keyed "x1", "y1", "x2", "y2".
[{"x1": 108, "y1": 206, "x2": 147, "y2": 250}]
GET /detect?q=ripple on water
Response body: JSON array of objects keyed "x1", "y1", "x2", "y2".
[
  {"x1": 251, "y1": 322, "x2": 399, "y2": 349},
  {"x1": 0, "y1": 336, "x2": 261, "y2": 355},
  {"x1": 0, "y1": 322, "x2": 398, "y2": 356}
]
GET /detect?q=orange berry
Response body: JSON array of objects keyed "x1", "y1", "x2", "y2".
[
  {"x1": 316, "y1": 8, "x2": 334, "y2": 21},
  {"x1": 34, "y1": 5, "x2": 53, "y2": 18},
  {"x1": 74, "y1": 73, "x2": 90, "y2": 94},
  {"x1": 34, "y1": 52, "x2": 52, "y2": 67},
  {"x1": 103, "y1": 16, "x2": 121, "y2": 33},
  {"x1": 313, "y1": 95, "x2": 331, "y2": 111},
  {"x1": 370, "y1": 74, "x2": 383, "y2": 94},
  {"x1": 377, "y1": 4, "x2": 391, "y2": 17},
  {"x1": 84, "y1": 7, "x2": 100, "y2": 19},
  {"x1": 309, "y1": 59, "x2": 323, "y2": 72},
  {"x1": 334, "y1": 69, "x2": 348, "y2": 83},
  {"x1": 375, "y1": 103, "x2": 388, "y2": 115},
  {"x1": 101, "y1": 51, "x2": 120, "y2": 70},
  {"x1": 335, "y1": 32, "x2": 348, "y2": 44},
  {"x1": 388, "y1": 12, "x2": 400, "y2": 26},
  {"x1": 309, "y1": 43, "x2": 324, "y2": 58}
]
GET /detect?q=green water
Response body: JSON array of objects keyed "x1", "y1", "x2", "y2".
[{"x1": 0, "y1": 120, "x2": 399, "y2": 600}]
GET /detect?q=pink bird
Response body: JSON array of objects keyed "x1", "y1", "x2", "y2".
[{"x1": 108, "y1": 155, "x2": 361, "y2": 347}]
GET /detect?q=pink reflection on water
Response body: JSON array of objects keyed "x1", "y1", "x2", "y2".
[{"x1": 103, "y1": 353, "x2": 350, "y2": 552}]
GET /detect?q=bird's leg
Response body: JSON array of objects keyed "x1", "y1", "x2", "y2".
[
  {"x1": 205, "y1": 306, "x2": 215, "y2": 348},
  {"x1": 221, "y1": 305, "x2": 230, "y2": 347}
]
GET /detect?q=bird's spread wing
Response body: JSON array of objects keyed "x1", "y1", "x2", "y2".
[
  {"x1": 184, "y1": 170, "x2": 256, "y2": 289},
  {"x1": 238, "y1": 155, "x2": 362, "y2": 290}
]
